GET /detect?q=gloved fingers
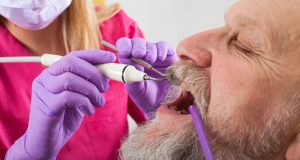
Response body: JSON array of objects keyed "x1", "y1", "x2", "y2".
[
  {"x1": 144, "y1": 42, "x2": 158, "y2": 64},
  {"x1": 116, "y1": 38, "x2": 144, "y2": 71},
  {"x1": 47, "y1": 55, "x2": 108, "y2": 92},
  {"x1": 166, "y1": 48, "x2": 178, "y2": 64},
  {"x1": 131, "y1": 38, "x2": 147, "y2": 59},
  {"x1": 39, "y1": 71, "x2": 105, "y2": 107},
  {"x1": 62, "y1": 91, "x2": 96, "y2": 116},
  {"x1": 140, "y1": 41, "x2": 177, "y2": 67},
  {"x1": 156, "y1": 41, "x2": 170, "y2": 62},
  {"x1": 70, "y1": 50, "x2": 116, "y2": 65},
  {"x1": 116, "y1": 37, "x2": 132, "y2": 58},
  {"x1": 33, "y1": 79, "x2": 99, "y2": 116},
  {"x1": 116, "y1": 37, "x2": 143, "y2": 71},
  {"x1": 152, "y1": 47, "x2": 178, "y2": 67},
  {"x1": 63, "y1": 107, "x2": 85, "y2": 134},
  {"x1": 125, "y1": 82, "x2": 146, "y2": 97},
  {"x1": 118, "y1": 56, "x2": 145, "y2": 74},
  {"x1": 32, "y1": 79, "x2": 59, "y2": 116},
  {"x1": 117, "y1": 38, "x2": 177, "y2": 72},
  {"x1": 117, "y1": 37, "x2": 147, "y2": 59}
]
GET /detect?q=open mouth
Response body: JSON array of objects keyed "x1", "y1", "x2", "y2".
[{"x1": 166, "y1": 91, "x2": 195, "y2": 115}]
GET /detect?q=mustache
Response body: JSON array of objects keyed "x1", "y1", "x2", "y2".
[{"x1": 163, "y1": 61, "x2": 211, "y2": 116}]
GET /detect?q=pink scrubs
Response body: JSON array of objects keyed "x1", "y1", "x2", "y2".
[{"x1": 0, "y1": 10, "x2": 146, "y2": 160}]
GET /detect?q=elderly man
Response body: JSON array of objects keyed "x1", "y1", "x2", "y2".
[
  {"x1": 5, "y1": 0, "x2": 300, "y2": 159},
  {"x1": 120, "y1": 0, "x2": 300, "y2": 159}
]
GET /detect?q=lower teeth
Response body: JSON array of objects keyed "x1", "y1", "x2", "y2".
[
  {"x1": 180, "y1": 110, "x2": 188, "y2": 114},
  {"x1": 168, "y1": 106, "x2": 188, "y2": 114}
]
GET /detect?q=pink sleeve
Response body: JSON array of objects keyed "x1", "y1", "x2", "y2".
[
  {"x1": 100, "y1": 10, "x2": 145, "y2": 42},
  {"x1": 125, "y1": 20, "x2": 145, "y2": 39}
]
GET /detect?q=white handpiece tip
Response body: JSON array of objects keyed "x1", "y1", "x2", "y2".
[{"x1": 41, "y1": 54, "x2": 63, "y2": 66}]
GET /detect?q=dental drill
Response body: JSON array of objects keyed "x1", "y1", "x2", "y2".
[
  {"x1": 0, "y1": 54, "x2": 161, "y2": 84},
  {"x1": 0, "y1": 40, "x2": 169, "y2": 84},
  {"x1": 41, "y1": 54, "x2": 161, "y2": 83}
]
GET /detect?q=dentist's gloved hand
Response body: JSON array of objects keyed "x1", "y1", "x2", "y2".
[
  {"x1": 116, "y1": 38, "x2": 177, "y2": 119},
  {"x1": 5, "y1": 50, "x2": 116, "y2": 160}
]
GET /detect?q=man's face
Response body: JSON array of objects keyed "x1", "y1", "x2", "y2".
[{"x1": 120, "y1": 0, "x2": 300, "y2": 159}]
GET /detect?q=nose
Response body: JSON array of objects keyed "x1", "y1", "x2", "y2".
[{"x1": 177, "y1": 31, "x2": 215, "y2": 68}]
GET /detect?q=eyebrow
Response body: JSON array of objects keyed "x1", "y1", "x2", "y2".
[
  {"x1": 225, "y1": 12, "x2": 268, "y2": 49},
  {"x1": 224, "y1": 9, "x2": 260, "y2": 28}
]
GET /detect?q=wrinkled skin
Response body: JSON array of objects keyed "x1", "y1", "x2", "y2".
[{"x1": 120, "y1": 0, "x2": 300, "y2": 160}]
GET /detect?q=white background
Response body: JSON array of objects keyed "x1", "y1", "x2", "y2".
[
  {"x1": 106, "y1": 0, "x2": 236, "y2": 130},
  {"x1": 107, "y1": 0, "x2": 236, "y2": 47}
]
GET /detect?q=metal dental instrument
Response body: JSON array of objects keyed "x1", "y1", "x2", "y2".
[
  {"x1": 189, "y1": 104, "x2": 214, "y2": 160},
  {"x1": 101, "y1": 40, "x2": 166, "y2": 77}
]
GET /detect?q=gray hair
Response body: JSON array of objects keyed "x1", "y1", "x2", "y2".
[{"x1": 120, "y1": 61, "x2": 300, "y2": 160}]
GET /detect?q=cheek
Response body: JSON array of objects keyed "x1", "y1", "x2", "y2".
[{"x1": 208, "y1": 54, "x2": 267, "y2": 120}]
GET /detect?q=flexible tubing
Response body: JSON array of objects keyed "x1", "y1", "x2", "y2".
[{"x1": 0, "y1": 56, "x2": 41, "y2": 63}]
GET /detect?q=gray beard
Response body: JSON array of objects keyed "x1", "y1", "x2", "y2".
[
  {"x1": 119, "y1": 117, "x2": 202, "y2": 160},
  {"x1": 119, "y1": 106, "x2": 297, "y2": 160},
  {"x1": 120, "y1": 61, "x2": 300, "y2": 160}
]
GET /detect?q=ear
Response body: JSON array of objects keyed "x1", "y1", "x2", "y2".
[{"x1": 286, "y1": 133, "x2": 300, "y2": 160}]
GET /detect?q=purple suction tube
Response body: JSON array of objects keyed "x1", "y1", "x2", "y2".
[{"x1": 188, "y1": 105, "x2": 214, "y2": 160}]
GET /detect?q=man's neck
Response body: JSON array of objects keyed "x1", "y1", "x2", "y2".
[{"x1": 5, "y1": 19, "x2": 66, "y2": 56}]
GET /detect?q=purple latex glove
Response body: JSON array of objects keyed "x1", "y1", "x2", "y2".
[
  {"x1": 5, "y1": 50, "x2": 116, "y2": 160},
  {"x1": 116, "y1": 38, "x2": 177, "y2": 118}
]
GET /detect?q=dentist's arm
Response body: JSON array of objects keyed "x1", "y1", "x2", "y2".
[{"x1": 5, "y1": 50, "x2": 115, "y2": 159}]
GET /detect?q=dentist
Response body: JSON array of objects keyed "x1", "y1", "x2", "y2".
[{"x1": 0, "y1": 0, "x2": 175, "y2": 159}]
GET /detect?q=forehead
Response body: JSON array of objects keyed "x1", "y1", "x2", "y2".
[
  {"x1": 225, "y1": 0, "x2": 300, "y2": 35},
  {"x1": 225, "y1": 0, "x2": 300, "y2": 53},
  {"x1": 225, "y1": 0, "x2": 273, "y2": 28}
]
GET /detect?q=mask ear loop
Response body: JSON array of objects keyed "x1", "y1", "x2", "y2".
[{"x1": 189, "y1": 105, "x2": 214, "y2": 160}]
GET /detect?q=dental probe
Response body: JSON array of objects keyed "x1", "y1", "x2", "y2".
[
  {"x1": 189, "y1": 104, "x2": 214, "y2": 160},
  {"x1": 0, "y1": 54, "x2": 159, "y2": 84},
  {"x1": 101, "y1": 40, "x2": 166, "y2": 77}
]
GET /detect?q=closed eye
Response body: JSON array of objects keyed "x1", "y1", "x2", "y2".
[{"x1": 232, "y1": 40, "x2": 252, "y2": 54}]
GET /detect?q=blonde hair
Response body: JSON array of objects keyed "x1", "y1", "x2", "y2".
[
  {"x1": 0, "y1": 1, "x2": 121, "y2": 53},
  {"x1": 61, "y1": 1, "x2": 120, "y2": 52}
]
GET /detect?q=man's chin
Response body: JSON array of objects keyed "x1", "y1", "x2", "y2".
[{"x1": 119, "y1": 106, "x2": 201, "y2": 160}]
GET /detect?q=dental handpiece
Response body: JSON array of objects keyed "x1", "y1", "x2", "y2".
[
  {"x1": 0, "y1": 54, "x2": 159, "y2": 84},
  {"x1": 42, "y1": 54, "x2": 162, "y2": 83}
]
